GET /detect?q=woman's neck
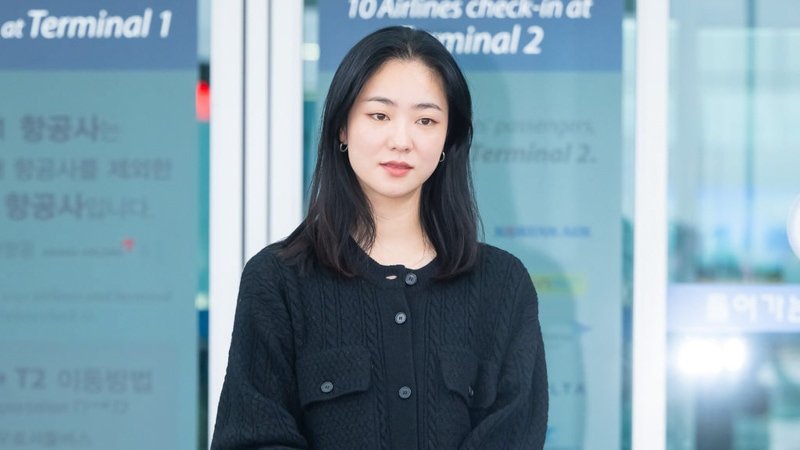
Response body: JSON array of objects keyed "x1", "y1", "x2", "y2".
[{"x1": 366, "y1": 192, "x2": 435, "y2": 269}]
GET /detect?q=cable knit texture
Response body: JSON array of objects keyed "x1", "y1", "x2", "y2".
[{"x1": 211, "y1": 241, "x2": 548, "y2": 450}]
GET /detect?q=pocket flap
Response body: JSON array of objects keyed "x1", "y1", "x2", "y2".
[
  {"x1": 440, "y1": 346, "x2": 498, "y2": 409},
  {"x1": 297, "y1": 346, "x2": 371, "y2": 408}
]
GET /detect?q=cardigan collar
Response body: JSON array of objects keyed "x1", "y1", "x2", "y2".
[{"x1": 347, "y1": 237, "x2": 439, "y2": 288}]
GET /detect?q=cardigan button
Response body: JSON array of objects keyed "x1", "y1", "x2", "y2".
[
  {"x1": 404, "y1": 273, "x2": 417, "y2": 286},
  {"x1": 468, "y1": 386, "x2": 474, "y2": 397},
  {"x1": 394, "y1": 312, "x2": 407, "y2": 324},
  {"x1": 398, "y1": 386, "x2": 412, "y2": 399},
  {"x1": 320, "y1": 381, "x2": 334, "y2": 393}
]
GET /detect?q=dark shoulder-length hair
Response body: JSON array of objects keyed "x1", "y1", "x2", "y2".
[{"x1": 280, "y1": 25, "x2": 479, "y2": 279}]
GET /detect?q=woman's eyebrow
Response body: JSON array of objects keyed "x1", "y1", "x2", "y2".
[
  {"x1": 414, "y1": 102, "x2": 443, "y2": 111},
  {"x1": 364, "y1": 96, "x2": 442, "y2": 111},
  {"x1": 364, "y1": 96, "x2": 395, "y2": 106}
]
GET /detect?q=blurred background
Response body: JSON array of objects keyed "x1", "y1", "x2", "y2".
[{"x1": 0, "y1": 0, "x2": 798, "y2": 449}]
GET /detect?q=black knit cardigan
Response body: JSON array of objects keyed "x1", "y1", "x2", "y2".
[{"x1": 211, "y1": 241, "x2": 548, "y2": 450}]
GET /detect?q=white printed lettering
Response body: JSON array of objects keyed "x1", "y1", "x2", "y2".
[
  {"x1": 27, "y1": 9, "x2": 47, "y2": 39},
  {"x1": 26, "y1": 8, "x2": 155, "y2": 40},
  {"x1": 0, "y1": 19, "x2": 25, "y2": 39},
  {"x1": 566, "y1": 0, "x2": 593, "y2": 19}
]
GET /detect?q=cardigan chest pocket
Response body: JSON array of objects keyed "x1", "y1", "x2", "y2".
[
  {"x1": 297, "y1": 346, "x2": 371, "y2": 407},
  {"x1": 440, "y1": 346, "x2": 499, "y2": 410},
  {"x1": 296, "y1": 346, "x2": 375, "y2": 449}
]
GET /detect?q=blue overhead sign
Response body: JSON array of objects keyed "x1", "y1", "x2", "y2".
[
  {"x1": 0, "y1": 0, "x2": 195, "y2": 69},
  {"x1": 319, "y1": 0, "x2": 622, "y2": 71},
  {"x1": 669, "y1": 284, "x2": 800, "y2": 333}
]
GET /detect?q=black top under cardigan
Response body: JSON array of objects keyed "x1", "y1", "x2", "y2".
[{"x1": 211, "y1": 241, "x2": 548, "y2": 450}]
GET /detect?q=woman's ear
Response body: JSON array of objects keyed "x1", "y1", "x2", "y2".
[{"x1": 339, "y1": 128, "x2": 347, "y2": 145}]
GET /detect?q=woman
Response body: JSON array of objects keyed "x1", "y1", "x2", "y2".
[{"x1": 211, "y1": 26, "x2": 548, "y2": 449}]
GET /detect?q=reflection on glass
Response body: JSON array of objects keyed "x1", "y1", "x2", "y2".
[{"x1": 668, "y1": 1, "x2": 800, "y2": 449}]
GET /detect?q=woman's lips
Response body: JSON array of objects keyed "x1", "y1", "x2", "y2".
[{"x1": 380, "y1": 161, "x2": 412, "y2": 176}]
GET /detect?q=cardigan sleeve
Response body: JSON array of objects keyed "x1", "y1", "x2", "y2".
[
  {"x1": 211, "y1": 250, "x2": 308, "y2": 450},
  {"x1": 459, "y1": 262, "x2": 549, "y2": 450}
]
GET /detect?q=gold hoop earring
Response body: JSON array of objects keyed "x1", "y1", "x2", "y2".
[
  {"x1": 339, "y1": 143, "x2": 348, "y2": 153},
  {"x1": 439, "y1": 152, "x2": 445, "y2": 163}
]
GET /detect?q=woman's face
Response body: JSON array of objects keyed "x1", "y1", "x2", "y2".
[{"x1": 341, "y1": 58, "x2": 448, "y2": 206}]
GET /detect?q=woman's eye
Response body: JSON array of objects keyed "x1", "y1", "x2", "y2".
[
  {"x1": 370, "y1": 113, "x2": 388, "y2": 121},
  {"x1": 417, "y1": 118, "x2": 436, "y2": 126}
]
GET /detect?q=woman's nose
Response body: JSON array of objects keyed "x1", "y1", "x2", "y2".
[{"x1": 389, "y1": 121, "x2": 411, "y2": 151}]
